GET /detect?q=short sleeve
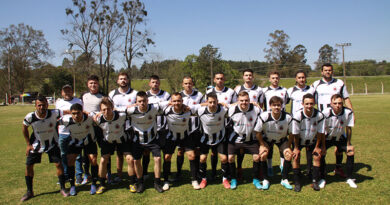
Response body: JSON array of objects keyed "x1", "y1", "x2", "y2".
[
  {"x1": 347, "y1": 112, "x2": 354, "y2": 127},
  {"x1": 291, "y1": 118, "x2": 300, "y2": 135},
  {"x1": 253, "y1": 116, "x2": 263, "y2": 132},
  {"x1": 23, "y1": 113, "x2": 32, "y2": 126}
]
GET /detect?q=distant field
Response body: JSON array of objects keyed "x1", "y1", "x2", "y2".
[{"x1": 0, "y1": 95, "x2": 389, "y2": 204}]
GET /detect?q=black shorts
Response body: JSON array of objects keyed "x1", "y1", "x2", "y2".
[
  {"x1": 100, "y1": 140, "x2": 131, "y2": 156},
  {"x1": 263, "y1": 137, "x2": 289, "y2": 155},
  {"x1": 157, "y1": 129, "x2": 169, "y2": 148},
  {"x1": 163, "y1": 137, "x2": 194, "y2": 155},
  {"x1": 294, "y1": 138, "x2": 317, "y2": 151},
  {"x1": 200, "y1": 141, "x2": 227, "y2": 155},
  {"x1": 324, "y1": 136, "x2": 348, "y2": 153},
  {"x1": 26, "y1": 146, "x2": 61, "y2": 165},
  {"x1": 188, "y1": 129, "x2": 202, "y2": 148},
  {"x1": 132, "y1": 139, "x2": 161, "y2": 160},
  {"x1": 228, "y1": 141, "x2": 259, "y2": 155},
  {"x1": 68, "y1": 142, "x2": 98, "y2": 155}
]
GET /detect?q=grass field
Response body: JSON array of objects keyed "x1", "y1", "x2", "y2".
[{"x1": 0, "y1": 95, "x2": 389, "y2": 204}]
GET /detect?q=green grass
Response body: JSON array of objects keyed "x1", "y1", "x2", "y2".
[{"x1": 1, "y1": 95, "x2": 390, "y2": 204}]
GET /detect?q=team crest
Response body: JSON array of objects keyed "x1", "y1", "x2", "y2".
[
  {"x1": 253, "y1": 95, "x2": 257, "y2": 99},
  {"x1": 249, "y1": 117, "x2": 253, "y2": 121},
  {"x1": 225, "y1": 97, "x2": 228, "y2": 100},
  {"x1": 281, "y1": 93, "x2": 284, "y2": 96},
  {"x1": 218, "y1": 117, "x2": 222, "y2": 121},
  {"x1": 313, "y1": 122, "x2": 317, "y2": 126},
  {"x1": 128, "y1": 99, "x2": 132, "y2": 102},
  {"x1": 49, "y1": 123, "x2": 53, "y2": 127},
  {"x1": 86, "y1": 125, "x2": 90, "y2": 129},
  {"x1": 148, "y1": 116, "x2": 152, "y2": 120},
  {"x1": 340, "y1": 121, "x2": 344, "y2": 125},
  {"x1": 116, "y1": 124, "x2": 120, "y2": 129},
  {"x1": 183, "y1": 118, "x2": 186, "y2": 122},
  {"x1": 333, "y1": 87, "x2": 337, "y2": 91},
  {"x1": 193, "y1": 102, "x2": 197, "y2": 105},
  {"x1": 279, "y1": 126, "x2": 284, "y2": 130}
]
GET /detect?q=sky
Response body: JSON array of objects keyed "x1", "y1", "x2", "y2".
[{"x1": 1, "y1": 0, "x2": 389, "y2": 69}]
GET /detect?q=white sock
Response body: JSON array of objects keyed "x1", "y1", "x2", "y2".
[{"x1": 267, "y1": 159, "x2": 273, "y2": 169}]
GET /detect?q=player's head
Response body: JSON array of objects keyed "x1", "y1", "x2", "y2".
[
  {"x1": 237, "y1": 91, "x2": 250, "y2": 111},
  {"x1": 295, "y1": 70, "x2": 307, "y2": 86},
  {"x1": 100, "y1": 97, "x2": 114, "y2": 118},
  {"x1": 206, "y1": 93, "x2": 218, "y2": 110},
  {"x1": 171, "y1": 92, "x2": 183, "y2": 110},
  {"x1": 214, "y1": 72, "x2": 225, "y2": 87},
  {"x1": 70, "y1": 103, "x2": 83, "y2": 122},
  {"x1": 302, "y1": 93, "x2": 315, "y2": 113},
  {"x1": 149, "y1": 75, "x2": 160, "y2": 91},
  {"x1": 117, "y1": 72, "x2": 130, "y2": 88},
  {"x1": 61, "y1": 84, "x2": 73, "y2": 100},
  {"x1": 136, "y1": 91, "x2": 148, "y2": 111},
  {"x1": 35, "y1": 95, "x2": 48, "y2": 114},
  {"x1": 268, "y1": 70, "x2": 280, "y2": 87},
  {"x1": 242, "y1": 69, "x2": 254, "y2": 83},
  {"x1": 182, "y1": 76, "x2": 194, "y2": 92},
  {"x1": 269, "y1": 96, "x2": 283, "y2": 114},
  {"x1": 321, "y1": 63, "x2": 333, "y2": 79},
  {"x1": 87, "y1": 75, "x2": 99, "y2": 94},
  {"x1": 330, "y1": 94, "x2": 343, "y2": 113}
]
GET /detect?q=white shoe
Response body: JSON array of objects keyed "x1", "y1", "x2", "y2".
[
  {"x1": 162, "y1": 181, "x2": 170, "y2": 191},
  {"x1": 262, "y1": 179, "x2": 270, "y2": 190},
  {"x1": 192, "y1": 180, "x2": 201, "y2": 190},
  {"x1": 346, "y1": 179, "x2": 357, "y2": 188},
  {"x1": 319, "y1": 179, "x2": 326, "y2": 189}
]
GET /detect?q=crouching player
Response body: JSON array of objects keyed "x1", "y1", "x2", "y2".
[
  {"x1": 197, "y1": 93, "x2": 230, "y2": 189},
  {"x1": 255, "y1": 96, "x2": 294, "y2": 190},
  {"x1": 319, "y1": 94, "x2": 356, "y2": 188},
  {"x1": 21, "y1": 95, "x2": 69, "y2": 202},
  {"x1": 291, "y1": 94, "x2": 325, "y2": 192},
  {"x1": 60, "y1": 103, "x2": 99, "y2": 195}
]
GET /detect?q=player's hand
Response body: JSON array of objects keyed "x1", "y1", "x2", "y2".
[
  {"x1": 313, "y1": 147, "x2": 321, "y2": 157},
  {"x1": 219, "y1": 102, "x2": 228, "y2": 107},
  {"x1": 26, "y1": 144, "x2": 33, "y2": 156},
  {"x1": 293, "y1": 148, "x2": 300, "y2": 159},
  {"x1": 259, "y1": 144, "x2": 269, "y2": 156},
  {"x1": 93, "y1": 112, "x2": 102, "y2": 121},
  {"x1": 252, "y1": 102, "x2": 261, "y2": 108},
  {"x1": 182, "y1": 105, "x2": 191, "y2": 112}
]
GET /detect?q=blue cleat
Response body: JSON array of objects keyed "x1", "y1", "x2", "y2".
[
  {"x1": 230, "y1": 179, "x2": 237, "y2": 190},
  {"x1": 281, "y1": 179, "x2": 293, "y2": 190},
  {"x1": 69, "y1": 186, "x2": 77, "y2": 196},
  {"x1": 280, "y1": 165, "x2": 283, "y2": 173},
  {"x1": 268, "y1": 167, "x2": 274, "y2": 177},
  {"x1": 90, "y1": 184, "x2": 97, "y2": 195},
  {"x1": 253, "y1": 179, "x2": 262, "y2": 190}
]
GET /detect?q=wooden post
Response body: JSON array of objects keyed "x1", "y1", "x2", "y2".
[
  {"x1": 381, "y1": 82, "x2": 384, "y2": 94},
  {"x1": 365, "y1": 83, "x2": 368, "y2": 95},
  {"x1": 351, "y1": 83, "x2": 354, "y2": 95}
]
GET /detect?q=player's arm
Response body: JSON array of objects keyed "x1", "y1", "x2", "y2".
[
  {"x1": 346, "y1": 126, "x2": 353, "y2": 153},
  {"x1": 22, "y1": 125, "x2": 33, "y2": 156},
  {"x1": 344, "y1": 98, "x2": 353, "y2": 111}
]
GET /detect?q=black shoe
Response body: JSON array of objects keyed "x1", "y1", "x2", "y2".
[
  {"x1": 21, "y1": 191, "x2": 34, "y2": 202},
  {"x1": 312, "y1": 181, "x2": 320, "y2": 191},
  {"x1": 136, "y1": 182, "x2": 145, "y2": 193},
  {"x1": 294, "y1": 183, "x2": 302, "y2": 192},
  {"x1": 154, "y1": 182, "x2": 164, "y2": 193},
  {"x1": 170, "y1": 173, "x2": 181, "y2": 182}
]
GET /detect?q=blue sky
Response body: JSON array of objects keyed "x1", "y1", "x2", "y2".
[{"x1": 1, "y1": 0, "x2": 389, "y2": 69}]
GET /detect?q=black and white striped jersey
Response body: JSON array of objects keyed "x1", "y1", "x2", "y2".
[
  {"x1": 23, "y1": 109, "x2": 62, "y2": 153},
  {"x1": 322, "y1": 107, "x2": 354, "y2": 141},
  {"x1": 197, "y1": 105, "x2": 227, "y2": 145},
  {"x1": 55, "y1": 97, "x2": 83, "y2": 135},
  {"x1": 254, "y1": 111, "x2": 293, "y2": 143},
  {"x1": 261, "y1": 86, "x2": 288, "y2": 111},
  {"x1": 147, "y1": 90, "x2": 170, "y2": 131},
  {"x1": 96, "y1": 111, "x2": 128, "y2": 143},
  {"x1": 164, "y1": 106, "x2": 197, "y2": 141},
  {"x1": 233, "y1": 84, "x2": 263, "y2": 103},
  {"x1": 59, "y1": 113, "x2": 95, "y2": 147},
  {"x1": 287, "y1": 85, "x2": 315, "y2": 114},
  {"x1": 80, "y1": 92, "x2": 104, "y2": 114},
  {"x1": 228, "y1": 104, "x2": 262, "y2": 143},
  {"x1": 292, "y1": 109, "x2": 325, "y2": 146},
  {"x1": 206, "y1": 87, "x2": 235, "y2": 104},
  {"x1": 312, "y1": 78, "x2": 350, "y2": 111},
  {"x1": 181, "y1": 89, "x2": 203, "y2": 134}
]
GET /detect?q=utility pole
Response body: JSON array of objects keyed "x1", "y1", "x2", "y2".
[
  {"x1": 336, "y1": 43, "x2": 351, "y2": 85},
  {"x1": 65, "y1": 44, "x2": 80, "y2": 96},
  {"x1": 209, "y1": 47, "x2": 219, "y2": 86},
  {"x1": 7, "y1": 53, "x2": 11, "y2": 104}
]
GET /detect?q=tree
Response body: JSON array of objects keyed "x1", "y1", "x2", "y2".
[
  {"x1": 264, "y1": 30, "x2": 291, "y2": 69},
  {"x1": 315, "y1": 44, "x2": 339, "y2": 70},
  {"x1": 0, "y1": 23, "x2": 52, "y2": 93}
]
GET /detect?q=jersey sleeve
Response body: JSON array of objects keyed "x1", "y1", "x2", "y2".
[
  {"x1": 291, "y1": 112, "x2": 301, "y2": 135},
  {"x1": 341, "y1": 83, "x2": 350, "y2": 99},
  {"x1": 317, "y1": 113, "x2": 325, "y2": 134},
  {"x1": 253, "y1": 116, "x2": 263, "y2": 132},
  {"x1": 288, "y1": 115, "x2": 294, "y2": 134},
  {"x1": 23, "y1": 113, "x2": 33, "y2": 126},
  {"x1": 347, "y1": 111, "x2": 354, "y2": 127}
]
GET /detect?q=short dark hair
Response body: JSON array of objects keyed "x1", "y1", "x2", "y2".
[
  {"x1": 295, "y1": 70, "x2": 307, "y2": 78},
  {"x1": 171, "y1": 92, "x2": 182, "y2": 99},
  {"x1": 242, "y1": 69, "x2": 253, "y2": 75},
  {"x1": 206, "y1": 93, "x2": 218, "y2": 101},
  {"x1": 268, "y1": 70, "x2": 280, "y2": 77},
  {"x1": 183, "y1": 76, "x2": 193, "y2": 82},
  {"x1": 136, "y1": 91, "x2": 148, "y2": 98},
  {"x1": 150, "y1": 75, "x2": 160, "y2": 81},
  {"x1": 35, "y1": 95, "x2": 47, "y2": 104},
  {"x1": 70, "y1": 103, "x2": 83, "y2": 111},
  {"x1": 100, "y1": 97, "x2": 113, "y2": 109},
  {"x1": 269, "y1": 96, "x2": 283, "y2": 106},
  {"x1": 331, "y1": 94, "x2": 343, "y2": 102},
  {"x1": 87, "y1": 75, "x2": 99, "y2": 82},
  {"x1": 237, "y1": 91, "x2": 249, "y2": 98},
  {"x1": 321, "y1": 63, "x2": 333, "y2": 71},
  {"x1": 118, "y1": 72, "x2": 130, "y2": 79},
  {"x1": 302, "y1": 93, "x2": 315, "y2": 102},
  {"x1": 214, "y1": 72, "x2": 224, "y2": 77}
]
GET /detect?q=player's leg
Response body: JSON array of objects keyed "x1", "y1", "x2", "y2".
[
  {"x1": 245, "y1": 142, "x2": 261, "y2": 190},
  {"x1": 311, "y1": 145, "x2": 321, "y2": 191},
  {"x1": 305, "y1": 146, "x2": 313, "y2": 177},
  {"x1": 86, "y1": 141, "x2": 99, "y2": 195},
  {"x1": 199, "y1": 151, "x2": 209, "y2": 188},
  {"x1": 236, "y1": 148, "x2": 244, "y2": 180},
  {"x1": 292, "y1": 145, "x2": 302, "y2": 192},
  {"x1": 319, "y1": 140, "x2": 333, "y2": 189},
  {"x1": 210, "y1": 149, "x2": 218, "y2": 180},
  {"x1": 259, "y1": 141, "x2": 270, "y2": 190},
  {"x1": 280, "y1": 141, "x2": 293, "y2": 190},
  {"x1": 142, "y1": 150, "x2": 151, "y2": 179},
  {"x1": 115, "y1": 152, "x2": 124, "y2": 183},
  {"x1": 21, "y1": 152, "x2": 38, "y2": 202},
  {"x1": 58, "y1": 134, "x2": 70, "y2": 181},
  {"x1": 186, "y1": 149, "x2": 200, "y2": 190},
  {"x1": 50, "y1": 146, "x2": 69, "y2": 196},
  {"x1": 131, "y1": 142, "x2": 144, "y2": 193},
  {"x1": 97, "y1": 154, "x2": 110, "y2": 194},
  {"x1": 175, "y1": 147, "x2": 185, "y2": 181},
  {"x1": 149, "y1": 141, "x2": 163, "y2": 193},
  {"x1": 267, "y1": 144, "x2": 274, "y2": 176},
  {"x1": 227, "y1": 143, "x2": 240, "y2": 189},
  {"x1": 334, "y1": 146, "x2": 346, "y2": 178},
  {"x1": 67, "y1": 153, "x2": 78, "y2": 196}
]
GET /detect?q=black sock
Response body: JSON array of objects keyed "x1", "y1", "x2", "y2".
[
  {"x1": 25, "y1": 176, "x2": 33, "y2": 193},
  {"x1": 154, "y1": 177, "x2": 161, "y2": 185},
  {"x1": 260, "y1": 161, "x2": 268, "y2": 180},
  {"x1": 221, "y1": 163, "x2": 229, "y2": 179},
  {"x1": 346, "y1": 155, "x2": 354, "y2": 179},
  {"x1": 177, "y1": 155, "x2": 184, "y2": 175},
  {"x1": 99, "y1": 177, "x2": 106, "y2": 186},
  {"x1": 137, "y1": 177, "x2": 144, "y2": 184},
  {"x1": 189, "y1": 160, "x2": 197, "y2": 180},
  {"x1": 107, "y1": 158, "x2": 111, "y2": 176},
  {"x1": 58, "y1": 174, "x2": 66, "y2": 190},
  {"x1": 200, "y1": 162, "x2": 207, "y2": 179},
  {"x1": 336, "y1": 153, "x2": 343, "y2": 168},
  {"x1": 163, "y1": 161, "x2": 171, "y2": 181},
  {"x1": 267, "y1": 145, "x2": 274, "y2": 160},
  {"x1": 306, "y1": 148, "x2": 313, "y2": 174},
  {"x1": 129, "y1": 175, "x2": 136, "y2": 185},
  {"x1": 142, "y1": 154, "x2": 150, "y2": 176},
  {"x1": 68, "y1": 166, "x2": 75, "y2": 186},
  {"x1": 282, "y1": 160, "x2": 291, "y2": 180},
  {"x1": 313, "y1": 166, "x2": 320, "y2": 182},
  {"x1": 91, "y1": 165, "x2": 98, "y2": 185},
  {"x1": 195, "y1": 154, "x2": 200, "y2": 178},
  {"x1": 211, "y1": 154, "x2": 218, "y2": 176},
  {"x1": 229, "y1": 162, "x2": 237, "y2": 179},
  {"x1": 253, "y1": 161, "x2": 260, "y2": 180},
  {"x1": 237, "y1": 153, "x2": 244, "y2": 169},
  {"x1": 83, "y1": 154, "x2": 90, "y2": 176},
  {"x1": 320, "y1": 157, "x2": 326, "y2": 179},
  {"x1": 293, "y1": 168, "x2": 301, "y2": 185}
]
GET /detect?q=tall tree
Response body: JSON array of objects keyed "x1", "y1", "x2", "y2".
[
  {"x1": 315, "y1": 44, "x2": 339, "y2": 70},
  {"x1": 264, "y1": 30, "x2": 291, "y2": 69}
]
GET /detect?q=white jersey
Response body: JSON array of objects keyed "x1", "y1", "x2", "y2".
[
  {"x1": 254, "y1": 111, "x2": 293, "y2": 143},
  {"x1": 23, "y1": 109, "x2": 62, "y2": 153},
  {"x1": 96, "y1": 111, "x2": 128, "y2": 143},
  {"x1": 322, "y1": 107, "x2": 354, "y2": 141},
  {"x1": 312, "y1": 78, "x2": 350, "y2": 111},
  {"x1": 261, "y1": 86, "x2": 288, "y2": 111},
  {"x1": 59, "y1": 113, "x2": 95, "y2": 147},
  {"x1": 81, "y1": 92, "x2": 104, "y2": 114},
  {"x1": 147, "y1": 90, "x2": 170, "y2": 131},
  {"x1": 228, "y1": 104, "x2": 262, "y2": 143},
  {"x1": 55, "y1": 97, "x2": 83, "y2": 135},
  {"x1": 206, "y1": 87, "x2": 235, "y2": 104},
  {"x1": 197, "y1": 105, "x2": 227, "y2": 145},
  {"x1": 181, "y1": 89, "x2": 203, "y2": 134},
  {"x1": 108, "y1": 88, "x2": 138, "y2": 109},
  {"x1": 287, "y1": 85, "x2": 315, "y2": 114},
  {"x1": 292, "y1": 109, "x2": 325, "y2": 146},
  {"x1": 233, "y1": 84, "x2": 263, "y2": 103}
]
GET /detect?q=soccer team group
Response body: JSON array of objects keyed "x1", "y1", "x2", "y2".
[{"x1": 20, "y1": 63, "x2": 357, "y2": 202}]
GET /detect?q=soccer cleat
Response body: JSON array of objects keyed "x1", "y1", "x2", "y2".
[
  {"x1": 268, "y1": 167, "x2": 274, "y2": 177},
  {"x1": 96, "y1": 186, "x2": 106, "y2": 194},
  {"x1": 334, "y1": 167, "x2": 347, "y2": 178},
  {"x1": 113, "y1": 176, "x2": 122, "y2": 184},
  {"x1": 192, "y1": 180, "x2": 201, "y2": 190},
  {"x1": 90, "y1": 184, "x2": 97, "y2": 195},
  {"x1": 69, "y1": 186, "x2": 77, "y2": 196},
  {"x1": 319, "y1": 179, "x2": 326, "y2": 189},
  {"x1": 237, "y1": 168, "x2": 243, "y2": 181},
  {"x1": 143, "y1": 174, "x2": 150, "y2": 180},
  {"x1": 294, "y1": 183, "x2": 301, "y2": 192},
  {"x1": 200, "y1": 178, "x2": 207, "y2": 189},
  {"x1": 162, "y1": 181, "x2": 170, "y2": 191},
  {"x1": 262, "y1": 179, "x2": 270, "y2": 190},
  {"x1": 136, "y1": 183, "x2": 145, "y2": 193},
  {"x1": 20, "y1": 192, "x2": 34, "y2": 202},
  {"x1": 230, "y1": 179, "x2": 237, "y2": 190},
  {"x1": 75, "y1": 177, "x2": 83, "y2": 186},
  {"x1": 280, "y1": 179, "x2": 293, "y2": 190},
  {"x1": 222, "y1": 178, "x2": 230, "y2": 189},
  {"x1": 60, "y1": 189, "x2": 70, "y2": 197},
  {"x1": 312, "y1": 181, "x2": 320, "y2": 191},
  {"x1": 129, "y1": 184, "x2": 137, "y2": 193},
  {"x1": 346, "y1": 179, "x2": 357, "y2": 188},
  {"x1": 253, "y1": 179, "x2": 262, "y2": 190},
  {"x1": 170, "y1": 173, "x2": 181, "y2": 182},
  {"x1": 81, "y1": 176, "x2": 90, "y2": 185},
  {"x1": 154, "y1": 182, "x2": 164, "y2": 193}
]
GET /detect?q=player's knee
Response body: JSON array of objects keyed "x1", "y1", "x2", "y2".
[
  {"x1": 177, "y1": 148, "x2": 184, "y2": 155},
  {"x1": 200, "y1": 155, "x2": 207, "y2": 163},
  {"x1": 154, "y1": 156, "x2": 161, "y2": 162},
  {"x1": 164, "y1": 154, "x2": 172, "y2": 161},
  {"x1": 284, "y1": 151, "x2": 292, "y2": 161},
  {"x1": 228, "y1": 155, "x2": 235, "y2": 163}
]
